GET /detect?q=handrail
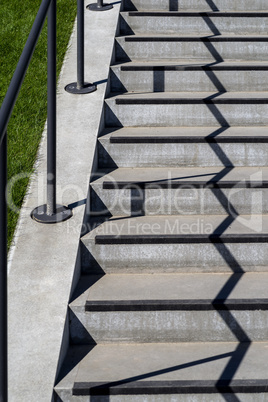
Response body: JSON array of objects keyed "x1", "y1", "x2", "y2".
[
  {"x1": 0, "y1": 0, "x2": 72, "y2": 399},
  {"x1": 0, "y1": 0, "x2": 111, "y2": 394},
  {"x1": 0, "y1": 0, "x2": 51, "y2": 143},
  {"x1": 0, "y1": 132, "x2": 7, "y2": 402}
]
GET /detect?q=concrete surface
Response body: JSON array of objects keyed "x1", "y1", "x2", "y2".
[
  {"x1": 98, "y1": 126, "x2": 268, "y2": 168},
  {"x1": 7, "y1": 1, "x2": 121, "y2": 401},
  {"x1": 81, "y1": 214, "x2": 268, "y2": 272},
  {"x1": 105, "y1": 91, "x2": 268, "y2": 127},
  {"x1": 123, "y1": 0, "x2": 268, "y2": 11},
  {"x1": 55, "y1": 342, "x2": 268, "y2": 401},
  {"x1": 110, "y1": 62, "x2": 268, "y2": 92},
  {"x1": 115, "y1": 35, "x2": 268, "y2": 61},
  {"x1": 69, "y1": 272, "x2": 268, "y2": 343},
  {"x1": 120, "y1": 12, "x2": 268, "y2": 35},
  {"x1": 90, "y1": 166, "x2": 268, "y2": 216}
]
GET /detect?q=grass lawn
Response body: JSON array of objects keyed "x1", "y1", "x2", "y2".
[{"x1": 0, "y1": 0, "x2": 77, "y2": 248}]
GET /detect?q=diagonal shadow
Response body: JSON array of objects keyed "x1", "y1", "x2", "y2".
[
  {"x1": 202, "y1": 15, "x2": 221, "y2": 36},
  {"x1": 205, "y1": 0, "x2": 220, "y2": 11},
  {"x1": 88, "y1": 351, "x2": 234, "y2": 393},
  {"x1": 211, "y1": 242, "x2": 251, "y2": 402},
  {"x1": 202, "y1": 38, "x2": 224, "y2": 62}
]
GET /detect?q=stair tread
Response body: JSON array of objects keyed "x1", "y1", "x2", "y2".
[
  {"x1": 121, "y1": 9, "x2": 268, "y2": 15},
  {"x1": 101, "y1": 126, "x2": 268, "y2": 140},
  {"x1": 119, "y1": 33, "x2": 268, "y2": 38},
  {"x1": 108, "y1": 91, "x2": 268, "y2": 100},
  {"x1": 71, "y1": 272, "x2": 268, "y2": 305},
  {"x1": 123, "y1": 10, "x2": 268, "y2": 15},
  {"x1": 92, "y1": 166, "x2": 268, "y2": 186},
  {"x1": 82, "y1": 215, "x2": 268, "y2": 239},
  {"x1": 112, "y1": 60, "x2": 268, "y2": 68},
  {"x1": 56, "y1": 342, "x2": 268, "y2": 391}
]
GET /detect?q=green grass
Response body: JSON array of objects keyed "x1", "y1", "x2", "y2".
[{"x1": 0, "y1": 0, "x2": 77, "y2": 248}]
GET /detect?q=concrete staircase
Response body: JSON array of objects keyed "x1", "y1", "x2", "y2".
[{"x1": 55, "y1": 0, "x2": 268, "y2": 400}]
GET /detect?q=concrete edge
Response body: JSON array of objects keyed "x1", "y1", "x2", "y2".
[{"x1": 8, "y1": 1, "x2": 121, "y2": 401}]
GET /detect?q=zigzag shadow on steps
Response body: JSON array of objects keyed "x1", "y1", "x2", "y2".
[
  {"x1": 200, "y1": 41, "x2": 252, "y2": 397},
  {"x1": 211, "y1": 214, "x2": 251, "y2": 402}
]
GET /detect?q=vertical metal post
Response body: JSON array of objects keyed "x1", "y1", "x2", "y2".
[
  {"x1": 47, "y1": 0, "x2": 57, "y2": 216},
  {"x1": 31, "y1": 0, "x2": 72, "y2": 224},
  {"x1": 65, "y1": 0, "x2": 97, "y2": 94},
  {"x1": 77, "y1": 0, "x2": 84, "y2": 90},
  {"x1": 0, "y1": 132, "x2": 8, "y2": 402}
]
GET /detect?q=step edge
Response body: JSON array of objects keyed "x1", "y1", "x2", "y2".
[
  {"x1": 85, "y1": 298, "x2": 268, "y2": 311},
  {"x1": 73, "y1": 379, "x2": 268, "y2": 395}
]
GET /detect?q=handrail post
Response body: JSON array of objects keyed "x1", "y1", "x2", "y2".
[
  {"x1": 47, "y1": 0, "x2": 57, "y2": 215},
  {"x1": 65, "y1": 0, "x2": 97, "y2": 94},
  {"x1": 31, "y1": 0, "x2": 72, "y2": 224},
  {"x1": 77, "y1": 0, "x2": 85, "y2": 90},
  {"x1": 0, "y1": 132, "x2": 8, "y2": 402},
  {"x1": 87, "y1": 0, "x2": 113, "y2": 12}
]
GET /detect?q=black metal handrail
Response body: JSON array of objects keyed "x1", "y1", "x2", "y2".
[
  {"x1": 0, "y1": 0, "x2": 113, "y2": 394},
  {"x1": 0, "y1": 0, "x2": 71, "y2": 399}
]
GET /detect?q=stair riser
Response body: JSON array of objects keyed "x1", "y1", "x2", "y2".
[
  {"x1": 55, "y1": 392, "x2": 268, "y2": 402},
  {"x1": 98, "y1": 140, "x2": 268, "y2": 168},
  {"x1": 82, "y1": 241, "x2": 268, "y2": 273},
  {"x1": 116, "y1": 38, "x2": 268, "y2": 61},
  {"x1": 105, "y1": 100, "x2": 268, "y2": 127},
  {"x1": 70, "y1": 308, "x2": 268, "y2": 343},
  {"x1": 91, "y1": 185, "x2": 268, "y2": 216},
  {"x1": 110, "y1": 67, "x2": 268, "y2": 93},
  {"x1": 123, "y1": 0, "x2": 268, "y2": 12},
  {"x1": 120, "y1": 15, "x2": 268, "y2": 36}
]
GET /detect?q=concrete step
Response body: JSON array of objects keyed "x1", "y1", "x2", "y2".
[
  {"x1": 81, "y1": 214, "x2": 268, "y2": 273},
  {"x1": 98, "y1": 126, "x2": 268, "y2": 168},
  {"x1": 110, "y1": 61, "x2": 268, "y2": 93},
  {"x1": 90, "y1": 166, "x2": 268, "y2": 216},
  {"x1": 123, "y1": 0, "x2": 268, "y2": 12},
  {"x1": 69, "y1": 272, "x2": 268, "y2": 343},
  {"x1": 105, "y1": 91, "x2": 268, "y2": 127},
  {"x1": 115, "y1": 35, "x2": 268, "y2": 62},
  {"x1": 120, "y1": 12, "x2": 268, "y2": 36},
  {"x1": 55, "y1": 342, "x2": 268, "y2": 401}
]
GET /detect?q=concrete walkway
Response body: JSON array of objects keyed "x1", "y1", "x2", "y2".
[{"x1": 8, "y1": 1, "x2": 120, "y2": 400}]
